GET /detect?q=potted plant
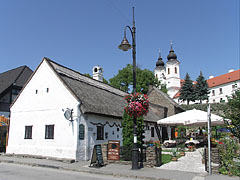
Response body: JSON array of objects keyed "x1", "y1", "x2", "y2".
[
  {"x1": 171, "y1": 148, "x2": 178, "y2": 161},
  {"x1": 188, "y1": 145, "x2": 194, "y2": 152},
  {"x1": 178, "y1": 143, "x2": 185, "y2": 156}
]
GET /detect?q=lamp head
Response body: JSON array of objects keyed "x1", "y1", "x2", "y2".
[{"x1": 118, "y1": 36, "x2": 132, "y2": 51}]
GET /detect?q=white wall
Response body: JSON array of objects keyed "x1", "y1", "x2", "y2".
[
  {"x1": 76, "y1": 114, "x2": 122, "y2": 161},
  {"x1": 7, "y1": 60, "x2": 79, "y2": 160},
  {"x1": 208, "y1": 81, "x2": 240, "y2": 103}
]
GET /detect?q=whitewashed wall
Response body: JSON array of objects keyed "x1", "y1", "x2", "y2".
[
  {"x1": 7, "y1": 60, "x2": 79, "y2": 160},
  {"x1": 76, "y1": 114, "x2": 122, "y2": 161}
]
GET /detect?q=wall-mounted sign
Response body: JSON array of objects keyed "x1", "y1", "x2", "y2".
[
  {"x1": 63, "y1": 108, "x2": 73, "y2": 121},
  {"x1": 107, "y1": 140, "x2": 120, "y2": 161}
]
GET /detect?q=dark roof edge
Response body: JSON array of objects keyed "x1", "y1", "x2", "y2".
[
  {"x1": 10, "y1": 61, "x2": 45, "y2": 108},
  {"x1": 46, "y1": 57, "x2": 127, "y2": 97}
]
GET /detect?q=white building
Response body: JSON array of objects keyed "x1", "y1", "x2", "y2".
[
  {"x1": 7, "y1": 58, "x2": 125, "y2": 161},
  {"x1": 154, "y1": 43, "x2": 181, "y2": 98},
  {"x1": 172, "y1": 69, "x2": 240, "y2": 104},
  {"x1": 207, "y1": 69, "x2": 240, "y2": 103},
  {"x1": 7, "y1": 58, "x2": 165, "y2": 161}
]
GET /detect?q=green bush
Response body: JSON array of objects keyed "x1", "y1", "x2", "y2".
[{"x1": 218, "y1": 136, "x2": 240, "y2": 176}]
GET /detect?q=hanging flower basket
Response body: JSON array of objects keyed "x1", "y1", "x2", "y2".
[{"x1": 124, "y1": 93, "x2": 149, "y2": 118}]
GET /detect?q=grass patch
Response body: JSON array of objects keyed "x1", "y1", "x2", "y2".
[
  {"x1": 162, "y1": 154, "x2": 172, "y2": 164},
  {"x1": 161, "y1": 154, "x2": 182, "y2": 165}
]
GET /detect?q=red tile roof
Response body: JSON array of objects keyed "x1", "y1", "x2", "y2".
[
  {"x1": 173, "y1": 69, "x2": 240, "y2": 98},
  {"x1": 207, "y1": 69, "x2": 240, "y2": 88}
]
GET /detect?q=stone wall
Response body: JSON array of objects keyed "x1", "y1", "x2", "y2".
[
  {"x1": 206, "y1": 148, "x2": 220, "y2": 174},
  {"x1": 101, "y1": 144, "x2": 161, "y2": 168}
]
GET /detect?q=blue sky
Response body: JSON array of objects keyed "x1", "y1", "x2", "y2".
[{"x1": 0, "y1": 0, "x2": 239, "y2": 81}]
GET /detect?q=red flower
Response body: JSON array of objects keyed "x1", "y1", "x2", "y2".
[{"x1": 124, "y1": 93, "x2": 149, "y2": 118}]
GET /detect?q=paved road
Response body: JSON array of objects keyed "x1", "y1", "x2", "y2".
[{"x1": 0, "y1": 163, "x2": 136, "y2": 180}]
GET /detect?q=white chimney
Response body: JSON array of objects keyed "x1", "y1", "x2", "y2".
[
  {"x1": 92, "y1": 65, "x2": 103, "y2": 82},
  {"x1": 209, "y1": 75, "x2": 214, "y2": 79},
  {"x1": 228, "y1": 69, "x2": 234, "y2": 73}
]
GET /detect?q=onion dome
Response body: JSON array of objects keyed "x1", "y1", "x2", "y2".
[
  {"x1": 156, "y1": 49, "x2": 165, "y2": 67},
  {"x1": 167, "y1": 41, "x2": 177, "y2": 61}
]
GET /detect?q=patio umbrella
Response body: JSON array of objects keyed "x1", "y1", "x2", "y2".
[{"x1": 157, "y1": 109, "x2": 225, "y2": 127}]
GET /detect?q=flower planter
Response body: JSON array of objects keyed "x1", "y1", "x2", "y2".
[
  {"x1": 171, "y1": 156, "x2": 178, "y2": 161},
  {"x1": 180, "y1": 151, "x2": 185, "y2": 156}
]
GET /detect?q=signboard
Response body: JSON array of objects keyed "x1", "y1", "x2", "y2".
[
  {"x1": 107, "y1": 140, "x2": 120, "y2": 160},
  {"x1": 89, "y1": 144, "x2": 104, "y2": 167}
]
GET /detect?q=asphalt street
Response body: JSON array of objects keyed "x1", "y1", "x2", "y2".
[{"x1": 0, "y1": 163, "x2": 136, "y2": 180}]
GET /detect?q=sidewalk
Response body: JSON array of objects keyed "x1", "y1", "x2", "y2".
[{"x1": 0, "y1": 154, "x2": 239, "y2": 180}]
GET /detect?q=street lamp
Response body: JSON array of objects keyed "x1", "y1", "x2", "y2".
[{"x1": 118, "y1": 7, "x2": 139, "y2": 170}]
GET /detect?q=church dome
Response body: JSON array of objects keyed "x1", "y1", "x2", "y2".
[
  {"x1": 156, "y1": 56, "x2": 164, "y2": 67},
  {"x1": 167, "y1": 47, "x2": 177, "y2": 60},
  {"x1": 156, "y1": 49, "x2": 165, "y2": 67}
]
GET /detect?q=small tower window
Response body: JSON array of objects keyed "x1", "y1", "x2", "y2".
[
  {"x1": 94, "y1": 68, "x2": 98, "y2": 72},
  {"x1": 175, "y1": 67, "x2": 177, "y2": 74},
  {"x1": 168, "y1": 68, "x2": 170, "y2": 74},
  {"x1": 155, "y1": 74, "x2": 158, "y2": 78},
  {"x1": 35, "y1": 90, "x2": 38, "y2": 94},
  {"x1": 46, "y1": 88, "x2": 49, "y2": 93}
]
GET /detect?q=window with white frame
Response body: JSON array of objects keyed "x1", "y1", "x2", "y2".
[
  {"x1": 96, "y1": 126, "x2": 104, "y2": 140},
  {"x1": 212, "y1": 90, "x2": 215, "y2": 96},
  {"x1": 219, "y1": 88, "x2": 223, "y2": 94},
  {"x1": 24, "y1": 126, "x2": 32, "y2": 139},
  {"x1": 45, "y1": 125, "x2": 54, "y2": 139}
]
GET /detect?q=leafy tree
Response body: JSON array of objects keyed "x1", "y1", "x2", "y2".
[
  {"x1": 194, "y1": 71, "x2": 209, "y2": 104},
  {"x1": 122, "y1": 111, "x2": 144, "y2": 148},
  {"x1": 109, "y1": 64, "x2": 161, "y2": 94},
  {"x1": 224, "y1": 90, "x2": 240, "y2": 139},
  {"x1": 179, "y1": 73, "x2": 195, "y2": 105}
]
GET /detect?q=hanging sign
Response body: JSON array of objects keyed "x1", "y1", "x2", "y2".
[
  {"x1": 89, "y1": 144, "x2": 104, "y2": 167},
  {"x1": 107, "y1": 140, "x2": 120, "y2": 160}
]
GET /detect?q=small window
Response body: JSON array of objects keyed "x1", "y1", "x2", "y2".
[
  {"x1": 212, "y1": 90, "x2": 215, "y2": 96},
  {"x1": 151, "y1": 127, "x2": 155, "y2": 137},
  {"x1": 24, "y1": 126, "x2": 32, "y2": 139},
  {"x1": 219, "y1": 88, "x2": 223, "y2": 94},
  {"x1": 175, "y1": 67, "x2": 177, "y2": 74},
  {"x1": 46, "y1": 88, "x2": 49, "y2": 93},
  {"x1": 96, "y1": 126, "x2": 104, "y2": 140},
  {"x1": 117, "y1": 128, "x2": 119, "y2": 132},
  {"x1": 79, "y1": 124, "x2": 85, "y2": 140},
  {"x1": 36, "y1": 90, "x2": 38, "y2": 94},
  {"x1": 168, "y1": 68, "x2": 170, "y2": 74},
  {"x1": 45, "y1": 125, "x2": 54, "y2": 139}
]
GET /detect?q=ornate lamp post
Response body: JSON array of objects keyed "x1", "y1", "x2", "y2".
[{"x1": 118, "y1": 7, "x2": 139, "y2": 170}]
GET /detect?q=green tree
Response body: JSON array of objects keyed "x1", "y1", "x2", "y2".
[
  {"x1": 224, "y1": 90, "x2": 240, "y2": 139},
  {"x1": 122, "y1": 111, "x2": 144, "y2": 148},
  {"x1": 194, "y1": 71, "x2": 209, "y2": 104},
  {"x1": 179, "y1": 73, "x2": 195, "y2": 105},
  {"x1": 109, "y1": 64, "x2": 161, "y2": 94}
]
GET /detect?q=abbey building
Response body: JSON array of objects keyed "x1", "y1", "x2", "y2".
[{"x1": 154, "y1": 43, "x2": 181, "y2": 99}]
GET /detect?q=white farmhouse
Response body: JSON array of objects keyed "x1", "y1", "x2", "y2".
[
  {"x1": 7, "y1": 58, "x2": 127, "y2": 161},
  {"x1": 7, "y1": 58, "x2": 164, "y2": 161}
]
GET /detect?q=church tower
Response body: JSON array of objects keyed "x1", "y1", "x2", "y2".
[
  {"x1": 154, "y1": 49, "x2": 166, "y2": 84},
  {"x1": 165, "y1": 41, "x2": 181, "y2": 98}
]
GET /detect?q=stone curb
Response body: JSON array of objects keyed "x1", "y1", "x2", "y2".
[{"x1": 0, "y1": 160, "x2": 170, "y2": 180}]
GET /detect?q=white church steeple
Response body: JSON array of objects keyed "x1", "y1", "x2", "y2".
[{"x1": 165, "y1": 41, "x2": 181, "y2": 98}]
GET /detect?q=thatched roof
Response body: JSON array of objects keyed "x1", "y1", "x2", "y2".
[{"x1": 45, "y1": 58, "x2": 165, "y2": 121}]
